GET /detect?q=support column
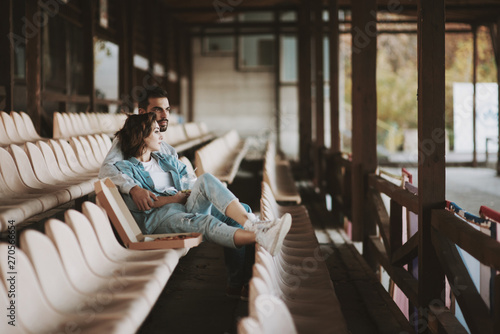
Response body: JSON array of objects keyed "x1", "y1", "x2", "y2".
[
  {"x1": 25, "y1": 0, "x2": 42, "y2": 131},
  {"x1": 298, "y1": 0, "x2": 313, "y2": 168},
  {"x1": 329, "y1": 0, "x2": 340, "y2": 152},
  {"x1": 314, "y1": 0, "x2": 325, "y2": 188},
  {"x1": 417, "y1": 0, "x2": 446, "y2": 328},
  {"x1": 274, "y1": 10, "x2": 281, "y2": 151},
  {"x1": 472, "y1": 25, "x2": 478, "y2": 167},
  {"x1": 351, "y1": 0, "x2": 378, "y2": 243},
  {"x1": 0, "y1": 0, "x2": 14, "y2": 111},
  {"x1": 496, "y1": 19, "x2": 500, "y2": 176},
  {"x1": 82, "y1": 0, "x2": 96, "y2": 112}
]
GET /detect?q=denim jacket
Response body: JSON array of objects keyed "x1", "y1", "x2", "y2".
[
  {"x1": 114, "y1": 152, "x2": 188, "y2": 197},
  {"x1": 99, "y1": 137, "x2": 178, "y2": 194}
]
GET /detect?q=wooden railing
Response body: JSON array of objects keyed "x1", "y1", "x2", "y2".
[{"x1": 325, "y1": 152, "x2": 500, "y2": 333}]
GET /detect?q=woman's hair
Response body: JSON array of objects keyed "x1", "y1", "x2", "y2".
[{"x1": 115, "y1": 113, "x2": 157, "y2": 159}]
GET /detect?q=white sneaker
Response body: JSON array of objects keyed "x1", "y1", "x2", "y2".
[
  {"x1": 255, "y1": 213, "x2": 292, "y2": 256},
  {"x1": 243, "y1": 214, "x2": 273, "y2": 232}
]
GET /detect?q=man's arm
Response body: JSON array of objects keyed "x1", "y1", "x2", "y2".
[{"x1": 98, "y1": 137, "x2": 138, "y2": 193}]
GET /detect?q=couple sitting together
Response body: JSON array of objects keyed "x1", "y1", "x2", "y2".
[{"x1": 99, "y1": 86, "x2": 291, "y2": 299}]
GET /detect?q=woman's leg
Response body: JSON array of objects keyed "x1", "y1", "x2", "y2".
[{"x1": 185, "y1": 174, "x2": 252, "y2": 224}]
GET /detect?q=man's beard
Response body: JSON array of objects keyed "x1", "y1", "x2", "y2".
[{"x1": 159, "y1": 124, "x2": 168, "y2": 132}]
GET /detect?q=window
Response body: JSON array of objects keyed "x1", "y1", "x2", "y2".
[
  {"x1": 239, "y1": 12, "x2": 273, "y2": 22},
  {"x1": 239, "y1": 35, "x2": 275, "y2": 70},
  {"x1": 280, "y1": 36, "x2": 297, "y2": 82},
  {"x1": 94, "y1": 39, "x2": 119, "y2": 100},
  {"x1": 203, "y1": 36, "x2": 234, "y2": 55}
]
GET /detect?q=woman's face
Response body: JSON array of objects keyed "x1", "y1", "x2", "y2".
[{"x1": 144, "y1": 121, "x2": 163, "y2": 152}]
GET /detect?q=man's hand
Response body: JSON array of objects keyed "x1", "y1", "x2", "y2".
[{"x1": 130, "y1": 186, "x2": 157, "y2": 211}]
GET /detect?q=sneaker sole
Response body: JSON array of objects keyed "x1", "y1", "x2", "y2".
[{"x1": 270, "y1": 213, "x2": 292, "y2": 256}]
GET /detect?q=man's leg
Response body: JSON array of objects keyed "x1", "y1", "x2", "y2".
[{"x1": 211, "y1": 203, "x2": 255, "y2": 299}]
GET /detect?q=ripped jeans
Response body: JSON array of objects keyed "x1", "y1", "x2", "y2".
[{"x1": 124, "y1": 173, "x2": 242, "y2": 249}]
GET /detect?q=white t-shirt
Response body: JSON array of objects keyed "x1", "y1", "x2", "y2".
[{"x1": 141, "y1": 159, "x2": 177, "y2": 193}]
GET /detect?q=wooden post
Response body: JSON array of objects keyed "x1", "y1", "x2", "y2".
[
  {"x1": 417, "y1": 0, "x2": 446, "y2": 329},
  {"x1": 0, "y1": 0, "x2": 14, "y2": 111},
  {"x1": 25, "y1": 0, "x2": 42, "y2": 132},
  {"x1": 472, "y1": 25, "x2": 478, "y2": 167},
  {"x1": 497, "y1": 18, "x2": 500, "y2": 176},
  {"x1": 274, "y1": 10, "x2": 281, "y2": 151},
  {"x1": 298, "y1": 0, "x2": 313, "y2": 169},
  {"x1": 82, "y1": 0, "x2": 96, "y2": 112},
  {"x1": 494, "y1": 274, "x2": 500, "y2": 333},
  {"x1": 119, "y1": 0, "x2": 130, "y2": 110},
  {"x1": 351, "y1": 0, "x2": 378, "y2": 243},
  {"x1": 329, "y1": 0, "x2": 340, "y2": 153},
  {"x1": 314, "y1": 0, "x2": 325, "y2": 188}
]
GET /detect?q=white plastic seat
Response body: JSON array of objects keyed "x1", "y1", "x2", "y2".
[
  {"x1": 0, "y1": 147, "x2": 62, "y2": 210},
  {"x1": 81, "y1": 201, "x2": 185, "y2": 264},
  {"x1": 36, "y1": 140, "x2": 96, "y2": 194},
  {"x1": 254, "y1": 294, "x2": 298, "y2": 334},
  {"x1": 86, "y1": 134, "x2": 105, "y2": 162},
  {"x1": 20, "y1": 111, "x2": 43, "y2": 140},
  {"x1": 0, "y1": 116, "x2": 12, "y2": 146},
  {"x1": 70, "y1": 137, "x2": 101, "y2": 170},
  {"x1": 43, "y1": 219, "x2": 164, "y2": 305},
  {"x1": 179, "y1": 156, "x2": 195, "y2": 175},
  {"x1": 19, "y1": 229, "x2": 152, "y2": 327},
  {"x1": 56, "y1": 139, "x2": 98, "y2": 174},
  {"x1": 24, "y1": 142, "x2": 84, "y2": 199},
  {"x1": 49, "y1": 139, "x2": 96, "y2": 177},
  {"x1": 0, "y1": 243, "x2": 136, "y2": 334},
  {"x1": 94, "y1": 134, "x2": 111, "y2": 159},
  {"x1": 238, "y1": 317, "x2": 264, "y2": 334},
  {"x1": 1, "y1": 111, "x2": 24, "y2": 144},
  {"x1": 64, "y1": 209, "x2": 173, "y2": 285},
  {"x1": 53, "y1": 111, "x2": 70, "y2": 139},
  {"x1": 9, "y1": 144, "x2": 72, "y2": 203},
  {"x1": 99, "y1": 133, "x2": 113, "y2": 151},
  {"x1": 10, "y1": 111, "x2": 40, "y2": 142}
]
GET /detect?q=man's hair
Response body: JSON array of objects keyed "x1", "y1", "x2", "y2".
[
  {"x1": 115, "y1": 113, "x2": 157, "y2": 159},
  {"x1": 138, "y1": 86, "x2": 168, "y2": 111}
]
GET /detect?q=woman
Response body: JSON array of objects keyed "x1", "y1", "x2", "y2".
[{"x1": 114, "y1": 113, "x2": 291, "y2": 256}]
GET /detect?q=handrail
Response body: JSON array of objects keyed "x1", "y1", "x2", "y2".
[
  {"x1": 368, "y1": 174, "x2": 419, "y2": 213},
  {"x1": 431, "y1": 209, "x2": 500, "y2": 270}
]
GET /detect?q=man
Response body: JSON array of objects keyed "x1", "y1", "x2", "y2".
[
  {"x1": 99, "y1": 86, "x2": 253, "y2": 300},
  {"x1": 100, "y1": 86, "x2": 175, "y2": 210}
]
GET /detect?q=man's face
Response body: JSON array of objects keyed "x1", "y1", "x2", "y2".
[{"x1": 141, "y1": 97, "x2": 170, "y2": 132}]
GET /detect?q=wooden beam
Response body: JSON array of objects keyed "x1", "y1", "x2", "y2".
[
  {"x1": 368, "y1": 174, "x2": 419, "y2": 213},
  {"x1": 0, "y1": 0, "x2": 14, "y2": 111},
  {"x1": 274, "y1": 10, "x2": 281, "y2": 152},
  {"x1": 298, "y1": 0, "x2": 312, "y2": 168},
  {"x1": 368, "y1": 236, "x2": 419, "y2": 306},
  {"x1": 368, "y1": 188, "x2": 391, "y2": 254},
  {"x1": 329, "y1": 0, "x2": 340, "y2": 152},
  {"x1": 351, "y1": 0, "x2": 378, "y2": 242},
  {"x1": 431, "y1": 229, "x2": 491, "y2": 334},
  {"x1": 389, "y1": 199, "x2": 403, "y2": 258},
  {"x1": 495, "y1": 274, "x2": 500, "y2": 333},
  {"x1": 25, "y1": 0, "x2": 42, "y2": 132},
  {"x1": 497, "y1": 18, "x2": 500, "y2": 176},
  {"x1": 82, "y1": 0, "x2": 97, "y2": 112},
  {"x1": 417, "y1": 0, "x2": 446, "y2": 320},
  {"x1": 391, "y1": 232, "x2": 419, "y2": 267},
  {"x1": 314, "y1": 0, "x2": 325, "y2": 188},
  {"x1": 432, "y1": 209, "x2": 500, "y2": 269},
  {"x1": 472, "y1": 25, "x2": 478, "y2": 167}
]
